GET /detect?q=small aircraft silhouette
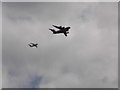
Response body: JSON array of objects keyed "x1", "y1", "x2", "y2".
[
  {"x1": 28, "y1": 43, "x2": 38, "y2": 48},
  {"x1": 49, "y1": 25, "x2": 70, "y2": 36}
]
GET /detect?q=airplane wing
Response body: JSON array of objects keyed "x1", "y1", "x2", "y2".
[
  {"x1": 52, "y1": 25, "x2": 64, "y2": 29},
  {"x1": 64, "y1": 32, "x2": 67, "y2": 37},
  {"x1": 35, "y1": 45, "x2": 38, "y2": 48}
]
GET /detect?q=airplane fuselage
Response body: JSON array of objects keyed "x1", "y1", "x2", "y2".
[
  {"x1": 55, "y1": 28, "x2": 69, "y2": 33},
  {"x1": 49, "y1": 25, "x2": 70, "y2": 36},
  {"x1": 28, "y1": 43, "x2": 38, "y2": 48}
]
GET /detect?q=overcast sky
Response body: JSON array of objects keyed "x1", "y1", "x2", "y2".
[
  {"x1": 2, "y1": 2, "x2": 118, "y2": 88},
  {"x1": 0, "y1": 1, "x2": 2, "y2": 89},
  {"x1": 1, "y1": 0, "x2": 119, "y2": 2}
]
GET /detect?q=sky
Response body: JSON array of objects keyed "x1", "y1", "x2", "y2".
[
  {"x1": 1, "y1": 0, "x2": 119, "y2": 2},
  {"x1": 2, "y1": 2, "x2": 118, "y2": 88},
  {"x1": 0, "y1": 1, "x2": 2, "y2": 89}
]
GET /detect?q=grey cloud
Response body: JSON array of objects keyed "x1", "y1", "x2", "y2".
[
  {"x1": 95, "y1": 3, "x2": 118, "y2": 29},
  {"x1": 3, "y1": 2, "x2": 71, "y2": 23},
  {"x1": 2, "y1": 2, "x2": 118, "y2": 88}
]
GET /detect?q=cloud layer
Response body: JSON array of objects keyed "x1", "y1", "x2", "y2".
[{"x1": 2, "y1": 2, "x2": 118, "y2": 88}]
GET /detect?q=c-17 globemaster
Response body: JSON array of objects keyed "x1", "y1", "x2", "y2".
[{"x1": 49, "y1": 25, "x2": 70, "y2": 36}]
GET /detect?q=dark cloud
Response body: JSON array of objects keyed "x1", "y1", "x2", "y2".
[{"x1": 26, "y1": 76, "x2": 42, "y2": 88}]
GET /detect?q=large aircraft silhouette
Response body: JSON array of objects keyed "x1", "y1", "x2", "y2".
[
  {"x1": 28, "y1": 43, "x2": 38, "y2": 48},
  {"x1": 49, "y1": 25, "x2": 70, "y2": 36}
]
